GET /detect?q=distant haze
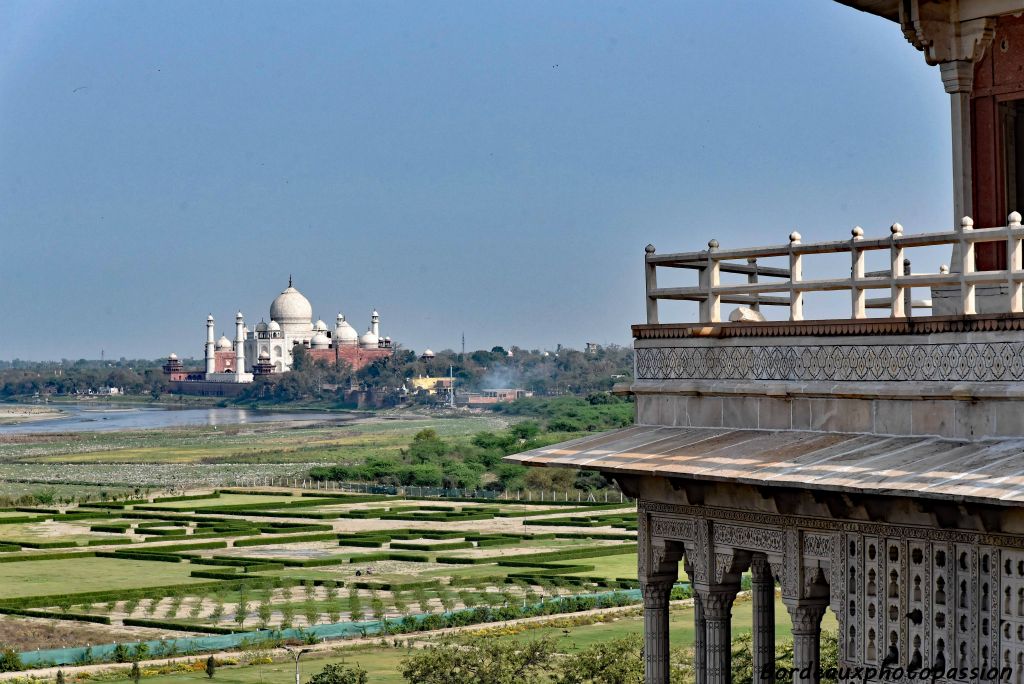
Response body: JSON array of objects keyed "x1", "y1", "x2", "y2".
[{"x1": 0, "y1": 1, "x2": 951, "y2": 360}]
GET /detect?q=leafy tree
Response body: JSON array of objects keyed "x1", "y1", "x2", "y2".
[
  {"x1": 304, "y1": 601, "x2": 320, "y2": 626},
  {"x1": 205, "y1": 655, "x2": 216, "y2": 679},
  {"x1": 554, "y1": 636, "x2": 643, "y2": 684},
  {"x1": 56, "y1": 670, "x2": 65, "y2": 684},
  {"x1": 113, "y1": 643, "x2": 130, "y2": 663},
  {"x1": 401, "y1": 638, "x2": 556, "y2": 684},
  {"x1": 130, "y1": 661, "x2": 141, "y2": 684},
  {"x1": 307, "y1": 663, "x2": 368, "y2": 684}
]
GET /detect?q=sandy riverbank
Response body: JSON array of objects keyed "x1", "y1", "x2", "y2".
[{"x1": 0, "y1": 404, "x2": 64, "y2": 425}]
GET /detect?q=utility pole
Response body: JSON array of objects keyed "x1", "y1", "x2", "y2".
[
  {"x1": 449, "y1": 365, "x2": 455, "y2": 409},
  {"x1": 284, "y1": 646, "x2": 312, "y2": 684}
]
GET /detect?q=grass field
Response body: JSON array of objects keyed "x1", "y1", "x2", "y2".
[
  {"x1": 0, "y1": 557, "x2": 205, "y2": 598},
  {"x1": 92, "y1": 598, "x2": 842, "y2": 684},
  {"x1": 0, "y1": 417, "x2": 507, "y2": 466}
]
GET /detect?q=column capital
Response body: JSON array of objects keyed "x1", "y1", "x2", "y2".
[
  {"x1": 751, "y1": 555, "x2": 773, "y2": 583},
  {"x1": 784, "y1": 598, "x2": 829, "y2": 635},
  {"x1": 696, "y1": 585, "x2": 739, "y2": 620},
  {"x1": 940, "y1": 60, "x2": 974, "y2": 94},
  {"x1": 641, "y1": 575, "x2": 675, "y2": 607}
]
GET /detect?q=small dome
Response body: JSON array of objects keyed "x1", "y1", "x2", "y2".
[
  {"x1": 421, "y1": 349, "x2": 435, "y2": 358},
  {"x1": 359, "y1": 330, "x2": 380, "y2": 349},
  {"x1": 255, "y1": 320, "x2": 268, "y2": 332},
  {"x1": 335, "y1": 314, "x2": 359, "y2": 345},
  {"x1": 216, "y1": 335, "x2": 232, "y2": 351},
  {"x1": 168, "y1": 353, "x2": 178, "y2": 360},
  {"x1": 314, "y1": 319, "x2": 328, "y2": 332},
  {"x1": 207, "y1": 314, "x2": 214, "y2": 322},
  {"x1": 259, "y1": 349, "x2": 271, "y2": 360},
  {"x1": 311, "y1": 332, "x2": 330, "y2": 349},
  {"x1": 384, "y1": 336, "x2": 391, "y2": 342},
  {"x1": 267, "y1": 320, "x2": 281, "y2": 332}
]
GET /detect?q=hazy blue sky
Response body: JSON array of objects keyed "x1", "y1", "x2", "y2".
[{"x1": 0, "y1": 1, "x2": 953, "y2": 361}]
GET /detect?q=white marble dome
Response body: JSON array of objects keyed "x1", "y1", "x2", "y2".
[
  {"x1": 255, "y1": 321, "x2": 268, "y2": 333},
  {"x1": 311, "y1": 332, "x2": 330, "y2": 349},
  {"x1": 267, "y1": 320, "x2": 281, "y2": 332},
  {"x1": 216, "y1": 335, "x2": 232, "y2": 351},
  {"x1": 359, "y1": 330, "x2": 379, "y2": 349},
  {"x1": 270, "y1": 281, "x2": 313, "y2": 331},
  {"x1": 335, "y1": 314, "x2": 359, "y2": 346},
  {"x1": 314, "y1": 319, "x2": 328, "y2": 332}
]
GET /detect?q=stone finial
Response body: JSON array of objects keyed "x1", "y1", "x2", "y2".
[
  {"x1": 708, "y1": 239, "x2": 719, "y2": 250},
  {"x1": 789, "y1": 231, "x2": 801, "y2": 244},
  {"x1": 852, "y1": 226, "x2": 864, "y2": 240},
  {"x1": 940, "y1": 264, "x2": 950, "y2": 274},
  {"x1": 1010, "y1": 211, "x2": 1022, "y2": 227},
  {"x1": 890, "y1": 223, "x2": 903, "y2": 236},
  {"x1": 645, "y1": 244, "x2": 656, "y2": 254},
  {"x1": 961, "y1": 216, "x2": 974, "y2": 230}
]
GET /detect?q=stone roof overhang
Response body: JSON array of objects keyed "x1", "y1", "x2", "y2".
[{"x1": 505, "y1": 425, "x2": 1024, "y2": 507}]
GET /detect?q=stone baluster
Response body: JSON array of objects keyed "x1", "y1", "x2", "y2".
[
  {"x1": 642, "y1": 575, "x2": 676, "y2": 684},
  {"x1": 751, "y1": 557, "x2": 776, "y2": 684},
  {"x1": 786, "y1": 599, "x2": 829, "y2": 684}
]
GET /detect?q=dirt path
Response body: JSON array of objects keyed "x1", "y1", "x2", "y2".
[{"x1": 0, "y1": 597, "x2": 707, "y2": 682}]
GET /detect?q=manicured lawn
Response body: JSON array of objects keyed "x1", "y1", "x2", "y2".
[
  {"x1": 555, "y1": 553, "x2": 640, "y2": 581},
  {"x1": 145, "y1": 495, "x2": 302, "y2": 509},
  {"x1": 0, "y1": 557, "x2": 205, "y2": 598}
]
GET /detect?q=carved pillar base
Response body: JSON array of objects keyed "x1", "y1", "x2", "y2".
[
  {"x1": 751, "y1": 558, "x2": 776, "y2": 684},
  {"x1": 785, "y1": 599, "x2": 829, "y2": 684},
  {"x1": 642, "y1": 575, "x2": 675, "y2": 684},
  {"x1": 697, "y1": 585, "x2": 740, "y2": 684}
]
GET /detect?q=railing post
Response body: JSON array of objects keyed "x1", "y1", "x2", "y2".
[
  {"x1": 698, "y1": 239, "x2": 721, "y2": 323},
  {"x1": 789, "y1": 232, "x2": 803, "y2": 321},
  {"x1": 747, "y1": 257, "x2": 760, "y2": 312},
  {"x1": 960, "y1": 216, "x2": 976, "y2": 315},
  {"x1": 1009, "y1": 212, "x2": 1023, "y2": 313},
  {"x1": 904, "y1": 258, "x2": 912, "y2": 316},
  {"x1": 644, "y1": 244, "x2": 659, "y2": 324},
  {"x1": 890, "y1": 223, "x2": 906, "y2": 318},
  {"x1": 850, "y1": 226, "x2": 865, "y2": 319}
]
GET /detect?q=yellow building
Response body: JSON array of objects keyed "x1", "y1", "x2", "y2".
[{"x1": 409, "y1": 375, "x2": 453, "y2": 395}]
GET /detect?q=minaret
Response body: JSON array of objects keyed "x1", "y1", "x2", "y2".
[
  {"x1": 234, "y1": 311, "x2": 246, "y2": 379},
  {"x1": 371, "y1": 309, "x2": 380, "y2": 338},
  {"x1": 205, "y1": 315, "x2": 216, "y2": 375}
]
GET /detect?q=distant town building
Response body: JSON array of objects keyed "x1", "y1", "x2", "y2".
[
  {"x1": 165, "y1": 278, "x2": 394, "y2": 395},
  {"x1": 461, "y1": 388, "x2": 532, "y2": 406},
  {"x1": 585, "y1": 342, "x2": 600, "y2": 353},
  {"x1": 409, "y1": 375, "x2": 453, "y2": 395}
]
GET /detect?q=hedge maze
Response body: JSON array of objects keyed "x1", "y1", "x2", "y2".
[{"x1": 0, "y1": 490, "x2": 646, "y2": 667}]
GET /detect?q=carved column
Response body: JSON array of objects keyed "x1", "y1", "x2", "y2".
[
  {"x1": 697, "y1": 586, "x2": 740, "y2": 684},
  {"x1": 694, "y1": 591, "x2": 707, "y2": 684},
  {"x1": 751, "y1": 557, "x2": 775, "y2": 684},
  {"x1": 941, "y1": 60, "x2": 975, "y2": 228},
  {"x1": 785, "y1": 599, "x2": 829, "y2": 684},
  {"x1": 642, "y1": 575, "x2": 675, "y2": 684}
]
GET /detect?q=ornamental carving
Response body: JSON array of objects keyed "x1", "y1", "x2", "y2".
[
  {"x1": 650, "y1": 516, "x2": 696, "y2": 541},
  {"x1": 634, "y1": 342, "x2": 1024, "y2": 383},
  {"x1": 803, "y1": 533, "x2": 835, "y2": 558},
  {"x1": 714, "y1": 523, "x2": 784, "y2": 553},
  {"x1": 638, "y1": 500, "x2": 1024, "y2": 550}
]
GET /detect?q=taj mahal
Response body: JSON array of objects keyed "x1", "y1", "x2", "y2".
[{"x1": 164, "y1": 278, "x2": 393, "y2": 389}]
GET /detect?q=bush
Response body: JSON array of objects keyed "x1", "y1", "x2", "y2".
[
  {"x1": 307, "y1": 663, "x2": 368, "y2": 684},
  {"x1": 0, "y1": 646, "x2": 20, "y2": 672}
]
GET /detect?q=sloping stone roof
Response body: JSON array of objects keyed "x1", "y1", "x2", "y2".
[{"x1": 506, "y1": 425, "x2": 1024, "y2": 506}]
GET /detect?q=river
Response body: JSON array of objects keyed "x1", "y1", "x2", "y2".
[{"x1": 0, "y1": 403, "x2": 355, "y2": 434}]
